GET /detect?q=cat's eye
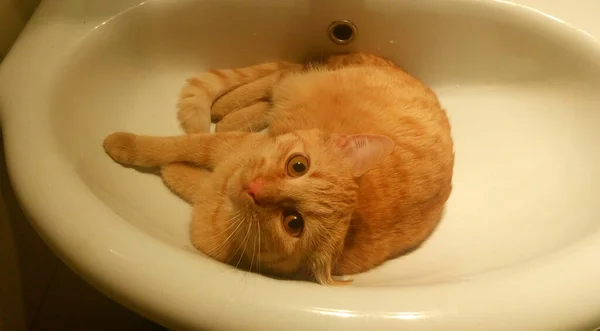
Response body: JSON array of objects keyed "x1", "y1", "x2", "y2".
[
  {"x1": 286, "y1": 154, "x2": 309, "y2": 177},
  {"x1": 282, "y1": 212, "x2": 304, "y2": 237}
]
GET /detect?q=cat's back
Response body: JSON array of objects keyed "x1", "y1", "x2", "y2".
[
  {"x1": 269, "y1": 64, "x2": 449, "y2": 140},
  {"x1": 270, "y1": 63, "x2": 453, "y2": 203},
  {"x1": 270, "y1": 61, "x2": 454, "y2": 275}
]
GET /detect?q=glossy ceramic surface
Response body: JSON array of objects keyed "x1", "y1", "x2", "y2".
[{"x1": 1, "y1": 0, "x2": 600, "y2": 330}]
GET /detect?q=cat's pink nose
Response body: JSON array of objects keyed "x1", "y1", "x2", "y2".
[{"x1": 246, "y1": 177, "x2": 265, "y2": 204}]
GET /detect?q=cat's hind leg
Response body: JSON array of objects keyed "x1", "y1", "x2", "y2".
[
  {"x1": 215, "y1": 101, "x2": 270, "y2": 133},
  {"x1": 178, "y1": 61, "x2": 297, "y2": 134},
  {"x1": 211, "y1": 66, "x2": 299, "y2": 122}
]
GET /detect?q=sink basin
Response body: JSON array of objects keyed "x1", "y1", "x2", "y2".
[{"x1": 2, "y1": 0, "x2": 600, "y2": 330}]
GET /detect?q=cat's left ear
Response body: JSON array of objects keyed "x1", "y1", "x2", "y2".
[{"x1": 331, "y1": 134, "x2": 395, "y2": 177}]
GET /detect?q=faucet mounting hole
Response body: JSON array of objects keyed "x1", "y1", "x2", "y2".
[{"x1": 328, "y1": 20, "x2": 357, "y2": 45}]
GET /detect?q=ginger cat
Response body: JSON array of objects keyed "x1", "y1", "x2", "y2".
[{"x1": 103, "y1": 53, "x2": 454, "y2": 285}]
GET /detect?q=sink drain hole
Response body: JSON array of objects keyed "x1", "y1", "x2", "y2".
[{"x1": 328, "y1": 20, "x2": 357, "y2": 45}]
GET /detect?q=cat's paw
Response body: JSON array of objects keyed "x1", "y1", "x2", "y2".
[{"x1": 103, "y1": 132, "x2": 138, "y2": 165}]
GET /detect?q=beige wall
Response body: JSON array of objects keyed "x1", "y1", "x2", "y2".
[
  {"x1": 0, "y1": 1, "x2": 49, "y2": 330},
  {"x1": 0, "y1": 0, "x2": 40, "y2": 61},
  {"x1": 0, "y1": 136, "x2": 57, "y2": 331}
]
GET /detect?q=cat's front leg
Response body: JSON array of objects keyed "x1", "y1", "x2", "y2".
[
  {"x1": 161, "y1": 163, "x2": 211, "y2": 203},
  {"x1": 103, "y1": 131, "x2": 252, "y2": 168},
  {"x1": 103, "y1": 132, "x2": 207, "y2": 167}
]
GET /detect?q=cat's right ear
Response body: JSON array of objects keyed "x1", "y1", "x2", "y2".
[{"x1": 330, "y1": 134, "x2": 395, "y2": 177}]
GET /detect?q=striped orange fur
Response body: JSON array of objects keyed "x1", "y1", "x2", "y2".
[
  {"x1": 177, "y1": 61, "x2": 300, "y2": 133},
  {"x1": 103, "y1": 52, "x2": 454, "y2": 285}
]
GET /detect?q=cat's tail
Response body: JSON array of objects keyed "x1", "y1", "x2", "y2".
[{"x1": 177, "y1": 61, "x2": 299, "y2": 134}]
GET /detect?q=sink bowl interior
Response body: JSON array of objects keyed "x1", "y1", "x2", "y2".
[{"x1": 51, "y1": 0, "x2": 600, "y2": 286}]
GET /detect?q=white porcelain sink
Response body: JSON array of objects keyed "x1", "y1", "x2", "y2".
[{"x1": 2, "y1": 0, "x2": 600, "y2": 330}]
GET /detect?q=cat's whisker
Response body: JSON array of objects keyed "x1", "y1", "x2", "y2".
[
  {"x1": 235, "y1": 158, "x2": 245, "y2": 168},
  {"x1": 204, "y1": 212, "x2": 241, "y2": 241},
  {"x1": 249, "y1": 223, "x2": 258, "y2": 275},
  {"x1": 218, "y1": 212, "x2": 243, "y2": 235},
  {"x1": 204, "y1": 214, "x2": 244, "y2": 258},
  {"x1": 235, "y1": 100, "x2": 244, "y2": 112},
  {"x1": 242, "y1": 111, "x2": 253, "y2": 133},
  {"x1": 212, "y1": 135, "x2": 247, "y2": 161},
  {"x1": 234, "y1": 221, "x2": 252, "y2": 269},
  {"x1": 257, "y1": 219, "x2": 261, "y2": 277},
  {"x1": 226, "y1": 220, "x2": 251, "y2": 266}
]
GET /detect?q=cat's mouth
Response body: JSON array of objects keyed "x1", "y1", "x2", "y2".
[
  {"x1": 239, "y1": 190, "x2": 257, "y2": 205},
  {"x1": 228, "y1": 188, "x2": 253, "y2": 207},
  {"x1": 226, "y1": 171, "x2": 257, "y2": 206}
]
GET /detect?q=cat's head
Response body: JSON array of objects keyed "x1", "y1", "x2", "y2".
[{"x1": 223, "y1": 129, "x2": 394, "y2": 285}]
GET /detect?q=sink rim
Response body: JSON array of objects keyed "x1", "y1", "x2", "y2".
[{"x1": 2, "y1": 0, "x2": 600, "y2": 330}]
